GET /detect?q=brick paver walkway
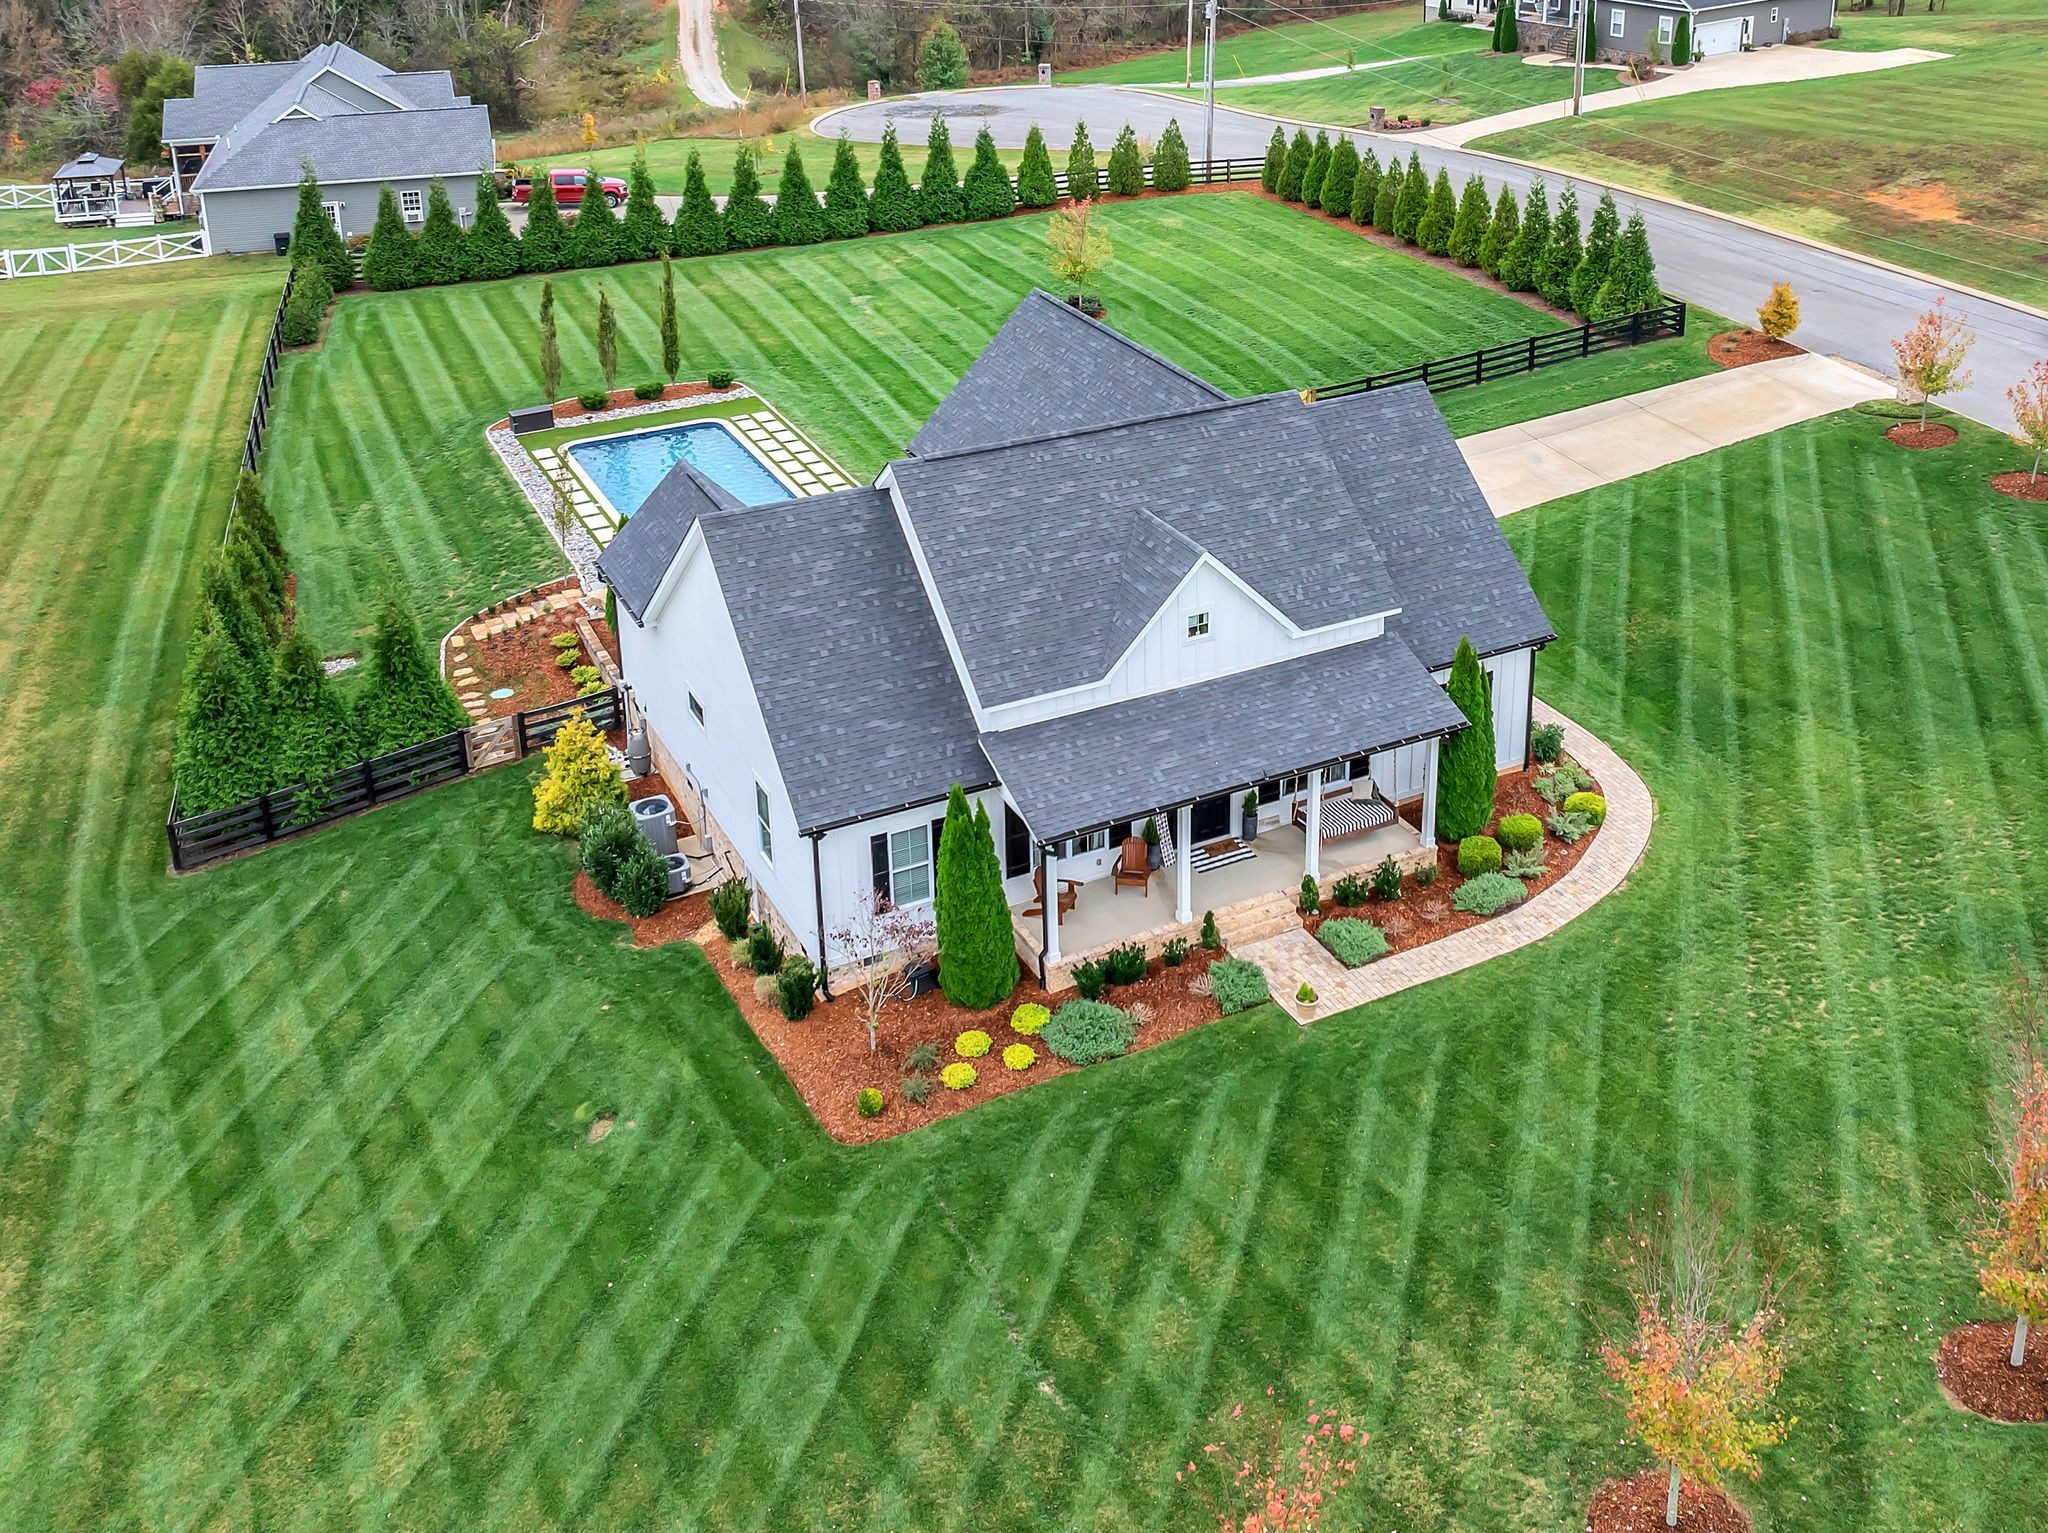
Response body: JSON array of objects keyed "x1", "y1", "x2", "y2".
[{"x1": 1238, "y1": 697, "x2": 1652, "y2": 1023}]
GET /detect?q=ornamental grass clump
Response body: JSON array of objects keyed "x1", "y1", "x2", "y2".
[
  {"x1": 1042, "y1": 1000, "x2": 1137, "y2": 1065},
  {"x1": 1208, "y1": 957, "x2": 1270, "y2": 1015},
  {"x1": 1002, "y1": 1043, "x2": 1036, "y2": 1071},
  {"x1": 1453, "y1": 871, "x2": 1527, "y2": 916},
  {"x1": 1320, "y1": 917, "x2": 1390, "y2": 968},
  {"x1": 1011, "y1": 1003, "x2": 1050, "y2": 1035},
  {"x1": 954, "y1": 1029, "x2": 991, "y2": 1058}
]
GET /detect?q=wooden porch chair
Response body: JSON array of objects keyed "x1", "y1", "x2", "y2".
[
  {"x1": 1112, "y1": 836, "x2": 1151, "y2": 895},
  {"x1": 1023, "y1": 862, "x2": 1080, "y2": 921}
]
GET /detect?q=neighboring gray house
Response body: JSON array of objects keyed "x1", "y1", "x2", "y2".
[
  {"x1": 161, "y1": 42, "x2": 493, "y2": 255},
  {"x1": 597, "y1": 293, "x2": 1554, "y2": 990},
  {"x1": 1442, "y1": 0, "x2": 1838, "y2": 60}
]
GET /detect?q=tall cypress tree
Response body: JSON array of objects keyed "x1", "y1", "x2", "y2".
[
  {"x1": 413, "y1": 176, "x2": 465, "y2": 285},
  {"x1": 520, "y1": 171, "x2": 569, "y2": 272},
  {"x1": 225, "y1": 525, "x2": 283, "y2": 633},
  {"x1": 1435, "y1": 637, "x2": 1496, "y2": 842},
  {"x1": 868, "y1": 122, "x2": 922, "y2": 231},
  {"x1": 1105, "y1": 123, "x2": 1145, "y2": 196},
  {"x1": 1066, "y1": 122, "x2": 1098, "y2": 200},
  {"x1": 173, "y1": 609, "x2": 270, "y2": 813},
  {"x1": 1276, "y1": 128, "x2": 1311, "y2": 201},
  {"x1": 1302, "y1": 130, "x2": 1331, "y2": 210},
  {"x1": 1417, "y1": 167, "x2": 1458, "y2": 255},
  {"x1": 352, "y1": 595, "x2": 469, "y2": 755},
  {"x1": 659, "y1": 254, "x2": 681, "y2": 382},
  {"x1": 594, "y1": 287, "x2": 618, "y2": 393},
  {"x1": 1016, "y1": 123, "x2": 1059, "y2": 208},
  {"x1": 1479, "y1": 181, "x2": 1520, "y2": 279},
  {"x1": 1571, "y1": 189, "x2": 1620, "y2": 314},
  {"x1": 1537, "y1": 184, "x2": 1583, "y2": 309},
  {"x1": 362, "y1": 184, "x2": 416, "y2": 291},
  {"x1": 621, "y1": 148, "x2": 668, "y2": 261},
  {"x1": 822, "y1": 133, "x2": 870, "y2": 238},
  {"x1": 1260, "y1": 124, "x2": 1287, "y2": 193},
  {"x1": 232, "y1": 469, "x2": 287, "y2": 579},
  {"x1": 538, "y1": 279, "x2": 561, "y2": 403},
  {"x1": 1319, "y1": 137, "x2": 1359, "y2": 221},
  {"x1": 288, "y1": 161, "x2": 352, "y2": 290},
  {"x1": 1591, "y1": 211, "x2": 1661, "y2": 319},
  {"x1": 918, "y1": 118, "x2": 964, "y2": 224},
  {"x1": 1349, "y1": 147, "x2": 1381, "y2": 224},
  {"x1": 1499, "y1": 179, "x2": 1549, "y2": 292},
  {"x1": 933, "y1": 785, "x2": 1017, "y2": 1008},
  {"x1": 201, "y1": 551, "x2": 271, "y2": 685},
  {"x1": 1153, "y1": 117, "x2": 1192, "y2": 192},
  {"x1": 1392, "y1": 151, "x2": 1428, "y2": 243},
  {"x1": 723, "y1": 145, "x2": 775, "y2": 249},
  {"x1": 567, "y1": 179, "x2": 622, "y2": 267},
  {"x1": 464, "y1": 166, "x2": 522, "y2": 280},
  {"x1": 269, "y1": 626, "x2": 358, "y2": 812},
  {"x1": 962, "y1": 125, "x2": 1016, "y2": 219},
  {"x1": 1449, "y1": 174, "x2": 1490, "y2": 266},
  {"x1": 774, "y1": 145, "x2": 826, "y2": 245},
  {"x1": 672, "y1": 149, "x2": 727, "y2": 256}
]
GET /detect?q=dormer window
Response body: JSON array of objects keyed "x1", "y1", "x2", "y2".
[{"x1": 1186, "y1": 611, "x2": 1211, "y2": 640}]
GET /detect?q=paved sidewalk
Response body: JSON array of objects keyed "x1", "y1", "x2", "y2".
[
  {"x1": 1238, "y1": 697, "x2": 1653, "y2": 1024},
  {"x1": 1418, "y1": 45, "x2": 1947, "y2": 148},
  {"x1": 1459, "y1": 351, "x2": 1887, "y2": 516}
]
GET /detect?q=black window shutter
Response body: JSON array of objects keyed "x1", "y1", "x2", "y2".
[
  {"x1": 1003, "y1": 804, "x2": 1030, "y2": 878},
  {"x1": 1110, "y1": 819, "x2": 1132, "y2": 845},
  {"x1": 930, "y1": 816, "x2": 945, "y2": 862},
  {"x1": 870, "y1": 833, "x2": 889, "y2": 897}
]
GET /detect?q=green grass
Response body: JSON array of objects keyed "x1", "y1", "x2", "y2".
[
  {"x1": 1436, "y1": 305, "x2": 1733, "y2": 435},
  {"x1": 1062, "y1": 4, "x2": 1451, "y2": 84},
  {"x1": 508, "y1": 130, "x2": 1030, "y2": 199},
  {"x1": 0, "y1": 205, "x2": 201, "y2": 253},
  {"x1": 1474, "y1": 0, "x2": 2048, "y2": 307},
  {"x1": 15, "y1": 200, "x2": 2047, "y2": 1529}
]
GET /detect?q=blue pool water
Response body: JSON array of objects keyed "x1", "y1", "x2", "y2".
[{"x1": 566, "y1": 421, "x2": 793, "y2": 517}]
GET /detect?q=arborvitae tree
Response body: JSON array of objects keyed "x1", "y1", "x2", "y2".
[
  {"x1": 595, "y1": 287, "x2": 618, "y2": 393},
  {"x1": 269, "y1": 626, "x2": 358, "y2": 806},
  {"x1": 962, "y1": 125, "x2": 1017, "y2": 219},
  {"x1": 521, "y1": 171, "x2": 569, "y2": 272},
  {"x1": 1349, "y1": 147, "x2": 1381, "y2": 224},
  {"x1": 868, "y1": 122, "x2": 922, "y2": 231},
  {"x1": 1392, "y1": 151, "x2": 1429, "y2": 243},
  {"x1": 918, "y1": 118, "x2": 965, "y2": 224},
  {"x1": 1418, "y1": 168, "x2": 1458, "y2": 255},
  {"x1": 464, "y1": 168, "x2": 522, "y2": 279},
  {"x1": 659, "y1": 254, "x2": 681, "y2": 382},
  {"x1": 352, "y1": 595, "x2": 469, "y2": 756},
  {"x1": 531, "y1": 712, "x2": 625, "y2": 835},
  {"x1": 1153, "y1": 117, "x2": 1192, "y2": 193},
  {"x1": 538, "y1": 279, "x2": 561, "y2": 403},
  {"x1": 1302, "y1": 131, "x2": 1331, "y2": 210},
  {"x1": 621, "y1": 149, "x2": 668, "y2": 261},
  {"x1": 1571, "y1": 189, "x2": 1621, "y2": 314},
  {"x1": 362, "y1": 184, "x2": 417, "y2": 291},
  {"x1": 673, "y1": 149, "x2": 727, "y2": 255},
  {"x1": 1585, "y1": 12, "x2": 1600, "y2": 61},
  {"x1": 915, "y1": 18, "x2": 971, "y2": 90},
  {"x1": 173, "y1": 609, "x2": 270, "y2": 813},
  {"x1": 723, "y1": 145, "x2": 775, "y2": 249},
  {"x1": 933, "y1": 785, "x2": 1018, "y2": 1008},
  {"x1": 1537, "y1": 184, "x2": 1583, "y2": 309},
  {"x1": 233, "y1": 469, "x2": 286, "y2": 577},
  {"x1": 1276, "y1": 128, "x2": 1311, "y2": 201},
  {"x1": 1500, "y1": 179, "x2": 1550, "y2": 292},
  {"x1": 1500, "y1": 7, "x2": 1520, "y2": 49},
  {"x1": 279, "y1": 256, "x2": 332, "y2": 346},
  {"x1": 1479, "y1": 181, "x2": 1520, "y2": 279},
  {"x1": 1016, "y1": 123, "x2": 1059, "y2": 207},
  {"x1": 1490, "y1": 5, "x2": 1505, "y2": 49},
  {"x1": 1591, "y1": 211, "x2": 1662, "y2": 319},
  {"x1": 1319, "y1": 137, "x2": 1359, "y2": 221},
  {"x1": 1260, "y1": 124, "x2": 1287, "y2": 192},
  {"x1": 1066, "y1": 122, "x2": 1098, "y2": 200},
  {"x1": 1106, "y1": 123, "x2": 1145, "y2": 196},
  {"x1": 1371, "y1": 160, "x2": 1401, "y2": 232},
  {"x1": 823, "y1": 133, "x2": 871, "y2": 238},
  {"x1": 567, "y1": 179, "x2": 622, "y2": 267},
  {"x1": 774, "y1": 145, "x2": 826, "y2": 245},
  {"x1": 1673, "y1": 12, "x2": 1692, "y2": 61},
  {"x1": 1435, "y1": 637, "x2": 1496, "y2": 842},
  {"x1": 224, "y1": 531, "x2": 282, "y2": 643},
  {"x1": 1449, "y1": 174, "x2": 1491, "y2": 266},
  {"x1": 413, "y1": 176, "x2": 465, "y2": 286},
  {"x1": 288, "y1": 161, "x2": 351, "y2": 290},
  {"x1": 201, "y1": 551, "x2": 271, "y2": 684}
]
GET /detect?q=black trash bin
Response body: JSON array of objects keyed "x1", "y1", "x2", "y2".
[{"x1": 273, "y1": 231, "x2": 291, "y2": 256}]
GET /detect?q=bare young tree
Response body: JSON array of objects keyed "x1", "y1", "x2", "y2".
[{"x1": 830, "y1": 891, "x2": 935, "y2": 1054}]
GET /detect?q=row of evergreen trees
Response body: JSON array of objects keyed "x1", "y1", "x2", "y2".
[
  {"x1": 173, "y1": 473, "x2": 471, "y2": 817},
  {"x1": 1259, "y1": 127, "x2": 1661, "y2": 321},
  {"x1": 309, "y1": 114, "x2": 1199, "y2": 295}
]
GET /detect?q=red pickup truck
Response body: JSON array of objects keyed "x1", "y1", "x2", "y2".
[{"x1": 511, "y1": 168, "x2": 628, "y2": 209}]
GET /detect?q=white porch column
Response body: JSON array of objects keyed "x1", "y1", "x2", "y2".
[
  {"x1": 1420, "y1": 737, "x2": 1442, "y2": 848},
  {"x1": 1174, "y1": 803, "x2": 1194, "y2": 924},
  {"x1": 1042, "y1": 844, "x2": 1062, "y2": 965},
  {"x1": 1303, "y1": 768, "x2": 1324, "y2": 882}
]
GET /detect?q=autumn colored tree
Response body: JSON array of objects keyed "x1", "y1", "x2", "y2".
[
  {"x1": 1756, "y1": 282, "x2": 1800, "y2": 341},
  {"x1": 1178, "y1": 1387, "x2": 1364, "y2": 1531},
  {"x1": 1891, "y1": 297, "x2": 1975, "y2": 426},
  {"x1": 1974, "y1": 967, "x2": 2048, "y2": 1368},
  {"x1": 1046, "y1": 199, "x2": 1113, "y2": 299},
  {"x1": 1602, "y1": 1184, "x2": 1790, "y2": 1528},
  {"x1": 2007, "y1": 360, "x2": 2048, "y2": 484}
]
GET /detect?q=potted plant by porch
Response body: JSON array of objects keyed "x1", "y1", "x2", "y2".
[
  {"x1": 1296, "y1": 981, "x2": 1319, "y2": 1020},
  {"x1": 1240, "y1": 790, "x2": 1260, "y2": 844},
  {"x1": 1142, "y1": 815, "x2": 1162, "y2": 869}
]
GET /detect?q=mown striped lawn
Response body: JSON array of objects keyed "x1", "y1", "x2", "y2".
[{"x1": 4, "y1": 230, "x2": 2046, "y2": 1530}]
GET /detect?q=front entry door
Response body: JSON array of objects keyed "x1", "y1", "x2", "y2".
[{"x1": 1190, "y1": 792, "x2": 1233, "y2": 844}]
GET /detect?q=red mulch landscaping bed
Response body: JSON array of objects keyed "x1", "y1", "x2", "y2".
[
  {"x1": 1936, "y1": 1320, "x2": 2048, "y2": 1423},
  {"x1": 551, "y1": 381, "x2": 720, "y2": 423},
  {"x1": 1708, "y1": 330, "x2": 1802, "y2": 370},
  {"x1": 1887, "y1": 421, "x2": 1959, "y2": 450},
  {"x1": 457, "y1": 609, "x2": 612, "y2": 721},
  {"x1": 1587, "y1": 1471, "x2": 1751, "y2": 1533},
  {"x1": 1990, "y1": 471, "x2": 2048, "y2": 503}
]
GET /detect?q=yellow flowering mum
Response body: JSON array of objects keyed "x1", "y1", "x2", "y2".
[
  {"x1": 954, "y1": 1029, "x2": 992, "y2": 1058},
  {"x1": 940, "y1": 1062, "x2": 977, "y2": 1090},
  {"x1": 1002, "y1": 1044, "x2": 1036, "y2": 1072},
  {"x1": 1010, "y1": 1003, "x2": 1050, "y2": 1036}
]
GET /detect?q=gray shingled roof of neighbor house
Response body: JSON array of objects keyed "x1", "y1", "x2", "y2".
[
  {"x1": 890, "y1": 389, "x2": 1404, "y2": 709},
  {"x1": 978, "y1": 634, "x2": 1467, "y2": 843},
  {"x1": 906, "y1": 289, "x2": 1226, "y2": 458},
  {"x1": 697, "y1": 491, "x2": 995, "y2": 833},
  {"x1": 191, "y1": 103, "x2": 493, "y2": 191},
  {"x1": 596, "y1": 462, "x2": 745, "y2": 624}
]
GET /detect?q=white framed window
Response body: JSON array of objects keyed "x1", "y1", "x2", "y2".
[
  {"x1": 1185, "y1": 611, "x2": 1211, "y2": 640},
  {"x1": 1769, "y1": 5, "x2": 1779, "y2": 19},
  {"x1": 322, "y1": 200, "x2": 344, "y2": 236},
  {"x1": 1610, "y1": 6, "x2": 1626, "y2": 37},
  {"x1": 1657, "y1": 13, "x2": 1673, "y2": 43},
  {"x1": 688, "y1": 691, "x2": 704, "y2": 724},
  {"x1": 756, "y1": 782, "x2": 773, "y2": 862},
  {"x1": 459, "y1": 206, "x2": 473, "y2": 228},
  {"x1": 399, "y1": 188, "x2": 424, "y2": 223},
  {"x1": 886, "y1": 825, "x2": 932, "y2": 905}
]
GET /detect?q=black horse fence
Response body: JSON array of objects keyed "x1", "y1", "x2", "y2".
[{"x1": 1320, "y1": 301, "x2": 1688, "y2": 398}]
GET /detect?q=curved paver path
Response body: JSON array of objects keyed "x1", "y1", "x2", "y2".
[{"x1": 1236, "y1": 697, "x2": 1652, "y2": 1023}]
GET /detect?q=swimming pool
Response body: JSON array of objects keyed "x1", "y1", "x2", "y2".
[{"x1": 565, "y1": 420, "x2": 795, "y2": 519}]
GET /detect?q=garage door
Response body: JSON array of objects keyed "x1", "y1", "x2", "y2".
[{"x1": 1695, "y1": 16, "x2": 1746, "y2": 55}]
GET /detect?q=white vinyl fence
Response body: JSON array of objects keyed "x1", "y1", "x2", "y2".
[
  {"x1": 0, "y1": 229, "x2": 207, "y2": 279},
  {"x1": 0, "y1": 184, "x2": 55, "y2": 209}
]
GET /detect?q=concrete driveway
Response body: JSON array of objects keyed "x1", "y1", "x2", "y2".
[
  {"x1": 814, "y1": 85, "x2": 2048, "y2": 434},
  {"x1": 1459, "y1": 351, "x2": 1889, "y2": 514}
]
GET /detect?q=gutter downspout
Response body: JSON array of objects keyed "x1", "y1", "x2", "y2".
[
  {"x1": 808, "y1": 830, "x2": 832, "y2": 1000},
  {"x1": 1524, "y1": 648, "x2": 1537, "y2": 771}
]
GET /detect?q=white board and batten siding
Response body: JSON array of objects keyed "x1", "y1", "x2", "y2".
[{"x1": 1430, "y1": 645, "x2": 1534, "y2": 771}]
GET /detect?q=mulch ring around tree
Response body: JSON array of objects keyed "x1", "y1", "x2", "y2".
[
  {"x1": 1708, "y1": 330, "x2": 1802, "y2": 370},
  {"x1": 1887, "y1": 421, "x2": 1959, "y2": 450},
  {"x1": 1587, "y1": 1471, "x2": 1752, "y2": 1533},
  {"x1": 1935, "y1": 1320, "x2": 2048, "y2": 1423},
  {"x1": 1990, "y1": 471, "x2": 2048, "y2": 503}
]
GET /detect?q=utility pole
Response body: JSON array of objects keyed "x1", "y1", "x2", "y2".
[
  {"x1": 1202, "y1": 0, "x2": 1218, "y2": 161},
  {"x1": 1570, "y1": 0, "x2": 1586, "y2": 116},
  {"x1": 791, "y1": 0, "x2": 808, "y2": 96},
  {"x1": 1185, "y1": 0, "x2": 1195, "y2": 89}
]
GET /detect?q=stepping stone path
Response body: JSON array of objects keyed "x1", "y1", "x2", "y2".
[{"x1": 449, "y1": 584, "x2": 592, "y2": 719}]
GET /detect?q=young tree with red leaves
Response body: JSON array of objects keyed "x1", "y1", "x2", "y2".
[
  {"x1": 1890, "y1": 297, "x2": 1975, "y2": 427},
  {"x1": 1975, "y1": 967, "x2": 2048, "y2": 1369},
  {"x1": 1178, "y1": 1388, "x2": 1363, "y2": 1532},
  {"x1": 1601, "y1": 1183, "x2": 1790, "y2": 1529},
  {"x1": 2008, "y1": 360, "x2": 2048, "y2": 484}
]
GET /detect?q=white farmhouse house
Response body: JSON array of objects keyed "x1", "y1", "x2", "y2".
[{"x1": 599, "y1": 293, "x2": 1553, "y2": 990}]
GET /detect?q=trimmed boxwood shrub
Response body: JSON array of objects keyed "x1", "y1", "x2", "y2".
[
  {"x1": 1042, "y1": 999, "x2": 1137, "y2": 1064},
  {"x1": 857, "y1": 1086, "x2": 885, "y2": 1117},
  {"x1": 707, "y1": 367, "x2": 736, "y2": 390},
  {"x1": 1563, "y1": 791, "x2": 1607, "y2": 825},
  {"x1": 778, "y1": 954, "x2": 817, "y2": 1019},
  {"x1": 940, "y1": 1062, "x2": 976, "y2": 1090},
  {"x1": 1208, "y1": 957, "x2": 1270, "y2": 1015},
  {"x1": 1319, "y1": 917, "x2": 1390, "y2": 968},
  {"x1": 1453, "y1": 871, "x2": 1527, "y2": 916},
  {"x1": 633, "y1": 379, "x2": 664, "y2": 400},
  {"x1": 1497, "y1": 813, "x2": 1542, "y2": 853},
  {"x1": 579, "y1": 799, "x2": 640, "y2": 893},
  {"x1": 1457, "y1": 835, "x2": 1503, "y2": 876},
  {"x1": 612, "y1": 833, "x2": 669, "y2": 917},
  {"x1": 577, "y1": 390, "x2": 608, "y2": 410}
]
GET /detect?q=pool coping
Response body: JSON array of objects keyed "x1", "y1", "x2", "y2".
[{"x1": 561, "y1": 414, "x2": 808, "y2": 525}]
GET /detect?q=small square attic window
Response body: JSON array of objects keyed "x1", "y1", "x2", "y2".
[{"x1": 1186, "y1": 611, "x2": 1211, "y2": 639}]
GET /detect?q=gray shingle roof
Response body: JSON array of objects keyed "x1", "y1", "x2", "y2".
[
  {"x1": 53, "y1": 153, "x2": 125, "y2": 180},
  {"x1": 698, "y1": 491, "x2": 994, "y2": 833},
  {"x1": 1307, "y1": 385, "x2": 1554, "y2": 670},
  {"x1": 979, "y1": 634, "x2": 1466, "y2": 844},
  {"x1": 163, "y1": 61, "x2": 303, "y2": 140},
  {"x1": 595, "y1": 463, "x2": 744, "y2": 625},
  {"x1": 907, "y1": 289, "x2": 1226, "y2": 457},
  {"x1": 890, "y1": 391, "x2": 1402, "y2": 709},
  {"x1": 191, "y1": 103, "x2": 492, "y2": 191}
]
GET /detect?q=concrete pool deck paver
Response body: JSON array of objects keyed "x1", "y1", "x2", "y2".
[{"x1": 1458, "y1": 350, "x2": 1888, "y2": 515}]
